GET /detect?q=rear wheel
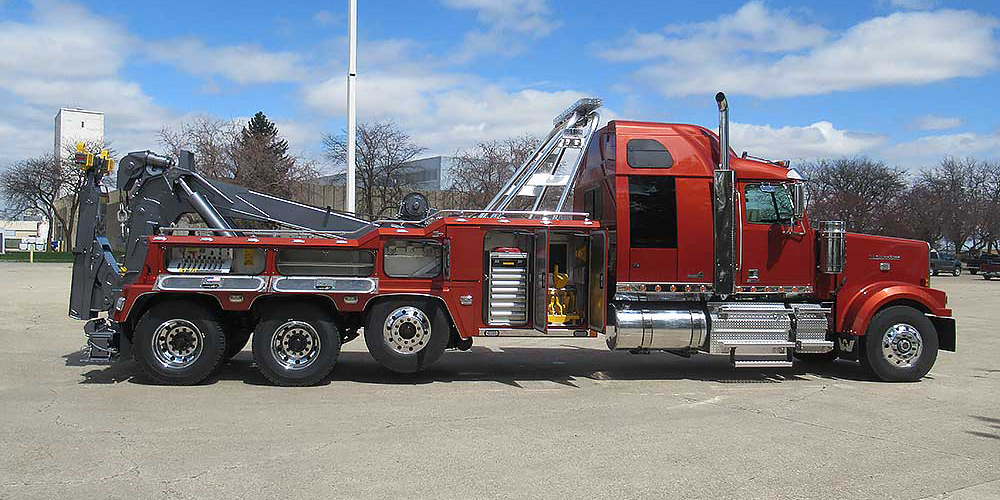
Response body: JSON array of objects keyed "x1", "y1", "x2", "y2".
[
  {"x1": 931, "y1": 267, "x2": 939, "y2": 276},
  {"x1": 859, "y1": 306, "x2": 938, "y2": 382},
  {"x1": 970, "y1": 269, "x2": 978, "y2": 275},
  {"x1": 133, "y1": 300, "x2": 227, "y2": 385},
  {"x1": 364, "y1": 299, "x2": 450, "y2": 374},
  {"x1": 952, "y1": 266, "x2": 962, "y2": 277},
  {"x1": 252, "y1": 303, "x2": 341, "y2": 386}
]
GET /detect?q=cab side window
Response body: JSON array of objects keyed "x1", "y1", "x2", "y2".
[
  {"x1": 627, "y1": 138, "x2": 673, "y2": 168},
  {"x1": 629, "y1": 176, "x2": 677, "y2": 248},
  {"x1": 745, "y1": 184, "x2": 794, "y2": 224}
]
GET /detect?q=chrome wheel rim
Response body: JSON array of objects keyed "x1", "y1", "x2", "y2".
[
  {"x1": 383, "y1": 307, "x2": 431, "y2": 355},
  {"x1": 881, "y1": 323, "x2": 923, "y2": 369},
  {"x1": 152, "y1": 319, "x2": 204, "y2": 369},
  {"x1": 270, "y1": 321, "x2": 321, "y2": 370}
]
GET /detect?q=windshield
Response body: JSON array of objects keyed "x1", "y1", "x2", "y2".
[{"x1": 745, "y1": 183, "x2": 794, "y2": 224}]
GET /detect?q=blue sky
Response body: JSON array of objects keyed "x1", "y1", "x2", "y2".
[{"x1": 0, "y1": 0, "x2": 998, "y2": 172}]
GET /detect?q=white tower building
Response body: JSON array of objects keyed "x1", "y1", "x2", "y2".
[{"x1": 54, "y1": 108, "x2": 104, "y2": 160}]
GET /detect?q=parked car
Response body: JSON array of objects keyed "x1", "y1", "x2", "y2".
[{"x1": 930, "y1": 250, "x2": 962, "y2": 276}]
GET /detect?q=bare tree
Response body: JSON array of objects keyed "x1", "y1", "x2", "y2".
[
  {"x1": 965, "y1": 160, "x2": 1000, "y2": 253},
  {"x1": 449, "y1": 135, "x2": 539, "y2": 209},
  {"x1": 159, "y1": 115, "x2": 239, "y2": 180},
  {"x1": 801, "y1": 156, "x2": 908, "y2": 235},
  {"x1": 159, "y1": 113, "x2": 316, "y2": 199},
  {"x1": 912, "y1": 157, "x2": 978, "y2": 253},
  {"x1": 322, "y1": 121, "x2": 425, "y2": 219},
  {"x1": 1, "y1": 155, "x2": 66, "y2": 245}
]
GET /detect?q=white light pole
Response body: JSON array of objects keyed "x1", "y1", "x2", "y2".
[{"x1": 346, "y1": 0, "x2": 358, "y2": 214}]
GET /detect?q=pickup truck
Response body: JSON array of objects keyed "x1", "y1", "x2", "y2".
[
  {"x1": 981, "y1": 260, "x2": 1000, "y2": 280},
  {"x1": 965, "y1": 253, "x2": 1000, "y2": 275},
  {"x1": 930, "y1": 250, "x2": 962, "y2": 276}
]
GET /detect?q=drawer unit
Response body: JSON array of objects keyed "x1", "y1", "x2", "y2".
[{"x1": 488, "y1": 252, "x2": 529, "y2": 325}]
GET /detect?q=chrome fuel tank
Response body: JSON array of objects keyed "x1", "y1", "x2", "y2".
[{"x1": 607, "y1": 305, "x2": 707, "y2": 350}]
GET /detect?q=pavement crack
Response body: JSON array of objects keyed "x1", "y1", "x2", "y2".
[{"x1": 911, "y1": 475, "x2": 1000, "y2": 499}]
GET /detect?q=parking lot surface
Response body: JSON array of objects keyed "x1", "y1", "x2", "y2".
[{"x1": 1, "y1": 263, "x2": 998, "y2": 499}]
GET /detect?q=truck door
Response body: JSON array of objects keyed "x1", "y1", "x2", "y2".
[
  {"x1": 588, "y1": 230, "x2": 608, "y2": 333},
  {"x1": 533, "y1": 228, "x2": 549, "y2": 333},
  {"x1": 627, "y1": 175, "x2": 678, "y2": 282},
  {"x1": 738, "y1": 182, "x2": 813, "y2": 288}
]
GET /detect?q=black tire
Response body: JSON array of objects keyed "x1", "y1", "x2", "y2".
[
  {"x1": 364, "y1": 298, "x2": 450, "y2": 374},
  {"x1": 859, "y1": 306, "x2": 938, "y2": 382},
  {"x1": 931, "y1": 268, "x2": 939, "y2": 276},
  {"x1": 952, "y1": 266, "x2": 961, "y2": 277},
  {"x1": 252, "y1": 303, "x2": 341, "y2": 386},
  {"x1": 985, "y1": 275, "x2": 993, "y2": 281},
  {"x1": 794, "y1": 350, "x2": 839, "y2": 364},
  {"x1": 132, "y1": 299, "x2": 227, "y2": 385},
  {"x1": 970, "y1": 269, "x2": 978, "y2": 275}
]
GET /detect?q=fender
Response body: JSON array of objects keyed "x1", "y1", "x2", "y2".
[{"x1": 839, "y1": 281, "x2": 951, "y2": 337}]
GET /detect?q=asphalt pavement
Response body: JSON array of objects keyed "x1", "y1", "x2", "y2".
[{"x1": 1, "y1": 263, "x2": 998, "y2": 499}]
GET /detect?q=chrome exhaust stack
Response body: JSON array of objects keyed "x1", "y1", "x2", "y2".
[
  {"x1": 713, "y1": 92, "x2": 736, "y2": 296},
  {"x1": 716, "y1": 92, "x2": 730, "y2": 171}
]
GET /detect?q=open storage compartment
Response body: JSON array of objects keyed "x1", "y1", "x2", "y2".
[{"x1": 483, "y1": 229, "x2": 599, "y2": 333}]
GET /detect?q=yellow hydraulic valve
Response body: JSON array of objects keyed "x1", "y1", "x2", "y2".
[
  {"x1": 74, "y1": 142, "x2": 115, "y2": 174},
  {"x1": 547, "y1": 265, "x2": 580, "y2": 324}
]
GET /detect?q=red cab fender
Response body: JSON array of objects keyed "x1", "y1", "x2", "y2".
[{"x1": 839, "y1": 282, "x2": 951, "y2": 337}]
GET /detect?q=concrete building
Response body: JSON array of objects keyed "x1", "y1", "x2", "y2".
[
  {"x1": 315, "y1": 156, "x2": 460, "y2": 191},
  {"x1": 54, "y1": 108, "x2": 104, "y2": 159}
]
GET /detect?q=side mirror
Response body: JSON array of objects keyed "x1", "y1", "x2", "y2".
[{"x1": 792, "y1": 183, "x2": 806, "y2": 222}]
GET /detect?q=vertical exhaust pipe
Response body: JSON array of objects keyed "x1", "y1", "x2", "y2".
[
  {"x1": 713, "y1": 91, "x2": 735, "y2": 297},
  {"x1": 716, "y1": 92, "x2": 730, "y2": 170}
]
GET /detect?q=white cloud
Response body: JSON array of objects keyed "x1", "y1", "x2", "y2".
[
  {"x1": 442, "y1": 0, "x2": 560, "y2": 61},
  {"x1": 303, "y1": 67, "x2": 604, "y2": 155},
  {"x1": 0, "y1": 1, "x2": 171, "y2": 159},
  {"x1": 883, "y1": 131, "x2": 1000, "y2": 165},
  {"x1": 600, "y1": 4, "x2": 999, "y2": 98},
  {"x1": 145, "y1": 38, "x2": 309, "y2": 84},
  {"x1": 600, "y1": 2, "x2": 829, "y2": 61},
  {"x1": 912, "y1": 114, "x2": 963, "y2": 131},
  {"x1": 730, "y1": 121, "x2": 886, "y2": 159}
]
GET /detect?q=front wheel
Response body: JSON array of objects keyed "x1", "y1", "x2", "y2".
[
  {"x1": 252, "y1": 303, "x2": 341, "y2": 386},
  {"x1": 364, "y1": 299, "x2": 450, "y2": 374},
  {"x1": 859, "y1": 306, "x2": 938, "y2": 382},
  {"x1": 952, "y1": 266, "x2": 962, "y2": 277}
]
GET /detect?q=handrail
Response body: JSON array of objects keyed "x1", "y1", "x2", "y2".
[
  {"x1": 373, "y1": 209, "x2": 592, "y2": 226},
  {"x1": 160, "y1": 210, "x2": 594, "y2": 239},
  {"x1": 157, "y1": 227, "x2": 354, "y2": 239}
]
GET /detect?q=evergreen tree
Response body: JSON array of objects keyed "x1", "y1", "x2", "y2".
[{"x1": 242, "y1": 111, "x2": 289, "y2": 157}]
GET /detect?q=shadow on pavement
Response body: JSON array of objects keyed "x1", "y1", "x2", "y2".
[
  {"x1": 966, "y1": 415, "x2": 1000, "y2": 440},
  {"x1": 67, "y1": 343, "x2": 876, "y2": 387}
]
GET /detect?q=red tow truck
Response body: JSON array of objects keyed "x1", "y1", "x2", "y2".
[{"x1": 70, "y1": 93, "x2": 955, "y2": 386}]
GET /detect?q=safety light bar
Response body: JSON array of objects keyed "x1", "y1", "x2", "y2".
[{"x1": 553, "y1": 98, "x2": 602, "y2": 125}]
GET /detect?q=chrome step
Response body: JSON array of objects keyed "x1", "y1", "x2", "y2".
[
  {"x1": 732, "y1": 360, "x2": 794, "y2": 368},
  {"x1": 718, "y1": 340, "x2": 796, "y2": 349},
  {"x1": 796, "y1": 340, "x2": 834, "y2": 348}
]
